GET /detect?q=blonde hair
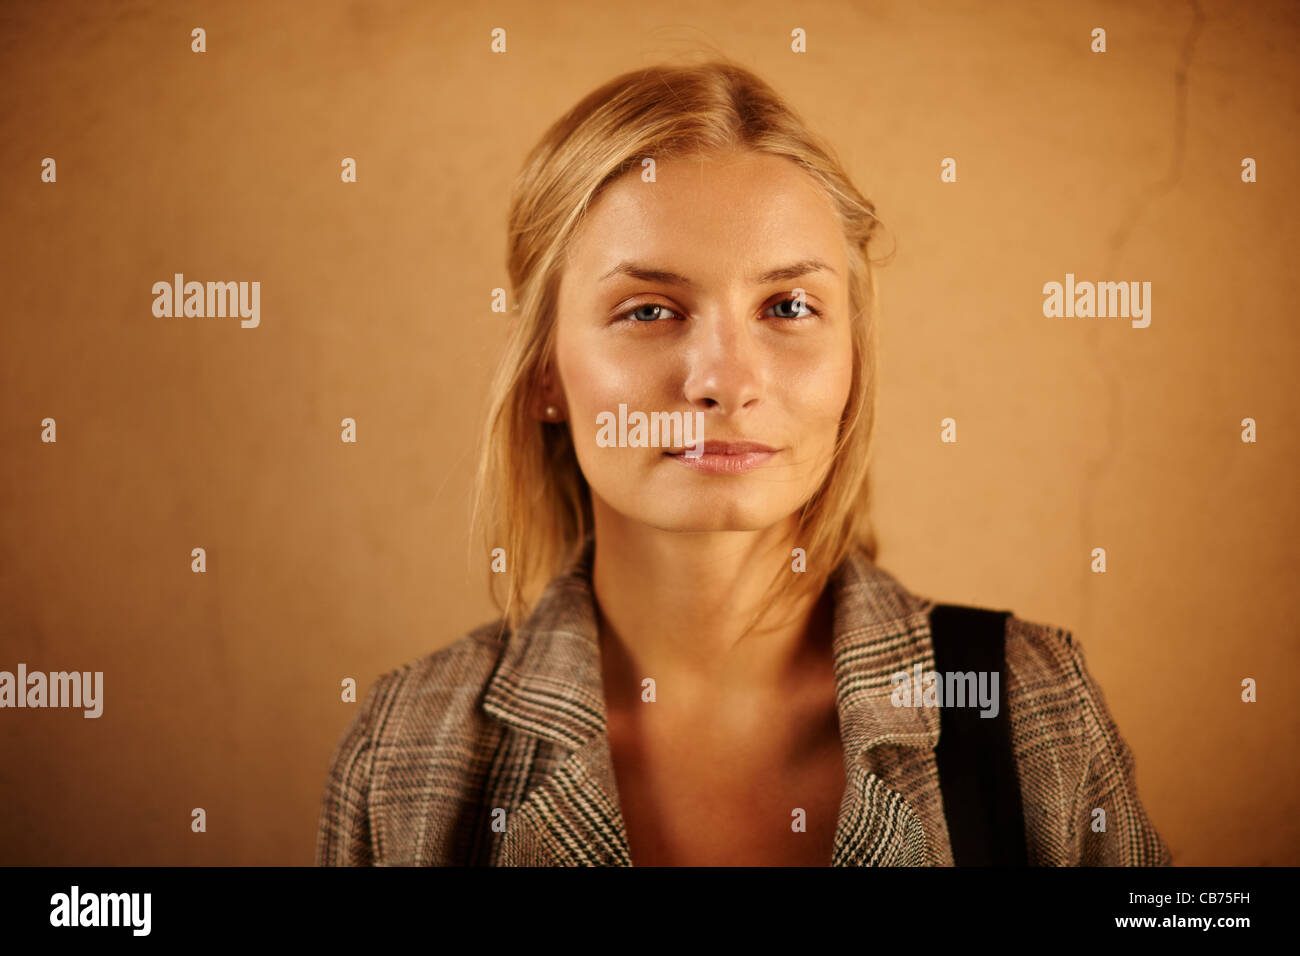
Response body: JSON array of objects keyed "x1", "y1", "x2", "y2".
[{"x1": 472, "y1": 58, "x2": 887, "y2": 632}]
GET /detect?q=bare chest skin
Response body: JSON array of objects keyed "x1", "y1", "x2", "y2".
[{"x1": 601, "y1": 629, "x2": 847, "y2": 867}]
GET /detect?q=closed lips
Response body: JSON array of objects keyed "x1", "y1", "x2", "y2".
[{"x1": 667, "y1": 441, "x2": 776, "y2": 455}]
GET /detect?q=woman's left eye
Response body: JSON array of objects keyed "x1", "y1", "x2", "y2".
[
  {"x1": 622, "y1": 303, "x2": 680, "y2": 322},
  {"x1": 768, "y1": 297, "x2": 821, "y2": 320}
]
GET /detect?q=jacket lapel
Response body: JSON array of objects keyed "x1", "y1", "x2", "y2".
[
  {"x1": 828, "y1": 551, "x2": 945, "y2": 865},
  {"x1": 482, "y1": 541, "x2": 632, "y2": 866},
  {"x1": 833, "y1": 762, "x2": 931, "y2": 865},
  {"x1": 496, "y1": 734, "x2": 632, "y2": 866}
]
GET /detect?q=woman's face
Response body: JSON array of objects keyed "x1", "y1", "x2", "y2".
[{"x1": 551, "y1": 149, "x2": 855, "y2": 534}]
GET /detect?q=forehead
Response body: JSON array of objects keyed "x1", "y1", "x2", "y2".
[{"x1": 564, "y1": 150, "x2": 847, "y2": 280}]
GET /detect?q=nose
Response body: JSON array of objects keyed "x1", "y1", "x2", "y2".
[{"x1": 681, "y1": 306, "x2": 765, "y2": 415}]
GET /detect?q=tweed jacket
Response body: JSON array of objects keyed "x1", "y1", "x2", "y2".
[{"x1": 315, "y1": 539, "x2": 1172, "y2": 866}]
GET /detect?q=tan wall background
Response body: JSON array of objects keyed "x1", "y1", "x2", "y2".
[{"x1": 1, "y1": 0, "x2": 1296, "y2": 865}]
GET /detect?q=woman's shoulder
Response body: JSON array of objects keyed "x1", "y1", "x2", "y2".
[
  {"x1": 998, "y1": 612, "x2": 1171, "y2": 864},
  {"x1": 358, "y1": 619, "x2": 510, "y2": 728},
  {"x1": 316, "y1": 620, "x2": 512, "y2": 865},
  {"x1": 859, "y1": 554, "x2": 1092, "y2": 692},
  {"x1": 997, "y1": 611, "x2": 1125, "y2": 739},
  {"x1": 1002, "y1": 613, "x2": 1089, "y2": 694}
]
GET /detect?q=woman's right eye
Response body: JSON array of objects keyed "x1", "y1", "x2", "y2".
[{"x1": 620, "y1": 303, "x2": 681, "y2": 323}]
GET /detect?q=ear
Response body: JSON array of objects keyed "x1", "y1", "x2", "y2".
[{"x1": 531, "y1": 366, "x2": 567, "y2": 423}]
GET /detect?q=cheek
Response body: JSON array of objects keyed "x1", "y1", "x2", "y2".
[
  {"x1": 781, "y1": 339, "x2": 855, "y2": 433},
  {"x1": 827, "y1": 347, "x2": 855, "y2": 417},
  {"x1": 554, "y1": 326, "x2": 670, "y2": 492},
  {"x1": 557, "y1": 332, "x2": 643, "y2": 427},
  {"x1": 557, "y1": 318, "x2": 679, "y2": 423}
]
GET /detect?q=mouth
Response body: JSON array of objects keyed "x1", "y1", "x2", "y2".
[{"x1": 664, "y1": 441, "x2": 779, "y2": 475}]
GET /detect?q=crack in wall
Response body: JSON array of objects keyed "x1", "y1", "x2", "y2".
[{"x1": 1077, "y1": 0, "x2": 1204, "y2": 637}]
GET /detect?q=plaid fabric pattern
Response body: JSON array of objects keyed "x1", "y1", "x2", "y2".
[{"x1": 316, "y1": 538, "x2": 1171, "y2": 866}]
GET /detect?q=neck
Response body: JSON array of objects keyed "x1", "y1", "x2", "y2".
[{"x1": 590, "y1": 501, "x2": 831, "y2": 706}]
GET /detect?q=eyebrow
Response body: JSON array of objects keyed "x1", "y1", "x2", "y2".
[{"x1": 598, "y1": 257, "x2": 838, "y2": 288}]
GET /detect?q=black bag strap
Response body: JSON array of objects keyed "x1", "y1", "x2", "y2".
[{"x1": 927, "y1": 603, "x2": 1028, "y2": 866}]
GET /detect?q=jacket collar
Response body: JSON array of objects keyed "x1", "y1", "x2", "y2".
[
  {"x1": 483, "y1": 536, "x2": 941, "y2": 755},
  {"x1": 482, "y1": 536, "x2": 942, "y2": 865}
]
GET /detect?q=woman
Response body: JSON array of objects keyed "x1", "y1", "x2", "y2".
[{"x1": 316, "y1": 59, "x2": 1171, "y2": 866}]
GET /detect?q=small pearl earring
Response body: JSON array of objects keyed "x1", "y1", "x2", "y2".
[{"x1": 544, "y1": 405, "x2": 559, "y2": 419}]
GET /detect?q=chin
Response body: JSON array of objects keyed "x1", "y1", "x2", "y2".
[
  {"x1": 629, "y1": 494, "x2": 794, "y2": 534},
  {"x1": 646, "y1": 514, "x2": 779, "y2": 534}
]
